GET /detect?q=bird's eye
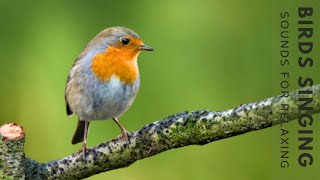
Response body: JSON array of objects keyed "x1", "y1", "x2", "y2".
[{"x1": 121, "y1": 38, "x2": 130, "y2": 45}]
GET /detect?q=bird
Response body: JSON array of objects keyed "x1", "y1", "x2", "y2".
[{"x1": 65, "y1": 26, "x2": 153, "y2": 156}]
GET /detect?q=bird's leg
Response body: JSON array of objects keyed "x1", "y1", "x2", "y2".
[
  {"x1": 82, "y1": 121, "x2": 90, "y2": 157},
  {"x1": 112, "y1": 117, "x2": 129, "y2": 141}
]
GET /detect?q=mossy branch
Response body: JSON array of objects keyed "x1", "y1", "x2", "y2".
[
  {"x1": 1, "y1": 85, "x2": 320, "y2": 179},
  {"x1": 0, "y1": 123, "x2": 25, "y2": 179}
]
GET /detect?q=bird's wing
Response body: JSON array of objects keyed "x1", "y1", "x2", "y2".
[
  {"x1": 65, "y1": 73, "x2": 73, "y2": 116},
  {"x1": 65, "y1": 56, "x2": 82, "y2": 116},
  {"x1": 65, "y1": 46, "x2": 91, "y2": 117}
]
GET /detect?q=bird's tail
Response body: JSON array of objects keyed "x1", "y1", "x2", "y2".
[{"x1": 71, "y1": 118, "x2": 85, "y2": 144}]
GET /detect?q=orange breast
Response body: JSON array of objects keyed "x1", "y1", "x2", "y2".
[{"x1": 91, "y1": 46, "x2": 139, "y2": 84}]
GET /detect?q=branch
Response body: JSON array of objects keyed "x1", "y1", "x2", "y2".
[
  {"x1": 0, "y1": 123, "x2": 25, "y2": 179},
  {"x1": 1, "y1": 85, "x2": 320, "y2": 179}
]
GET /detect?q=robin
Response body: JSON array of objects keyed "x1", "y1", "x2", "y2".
[{"x1": 65, "y1": 27, "x2": 153, "y2": 155}]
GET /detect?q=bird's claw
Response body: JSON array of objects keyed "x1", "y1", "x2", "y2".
[{"x1": 120, "y1": 128, "x2": 131, "y2": 142}]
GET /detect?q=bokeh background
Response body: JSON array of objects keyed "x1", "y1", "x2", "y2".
[{"x1": 0, "y1": 0, "x2": 319, "y2": 179}]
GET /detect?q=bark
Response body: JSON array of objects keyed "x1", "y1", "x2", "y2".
[{"x1": 0, "y1": 123, "x2": 25, "y2": 179}]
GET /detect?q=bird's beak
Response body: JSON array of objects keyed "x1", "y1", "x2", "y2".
[{"x1": 139, "y1": 44, "x2": 154, "y2": 51}]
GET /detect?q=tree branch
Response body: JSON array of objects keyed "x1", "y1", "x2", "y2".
[
  {"x1": 0, "y1": 123, "x2": 25, "y2": 179},
  {"x1": 1, "y1": 85, "x2": 320, "y2": 179}
]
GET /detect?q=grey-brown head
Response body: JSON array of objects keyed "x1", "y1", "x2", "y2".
[{"x1": 86, "y1": 26, "x2": 153, "y2": 53}]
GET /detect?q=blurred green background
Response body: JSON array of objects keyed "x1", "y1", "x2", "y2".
[{"x1": 0, "y1": 0, "x2": 319, "y2": 179}]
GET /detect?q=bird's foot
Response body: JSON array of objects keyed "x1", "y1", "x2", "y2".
[
  {"x1": 75, "y1": 145, "x2": 88, "y2": 159},
  {"x1": 112, "y1": 117, "x2": 131, "y2": 143},
  {"x1": 75, "y1": 144, "x2": 88, "y2": 159},
  {"x1": 82, "y1": 145, "x2": 87, "y2": 158},
  {"x1": 120, "y1": 128, "x2": 131, "y2": 142}
]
